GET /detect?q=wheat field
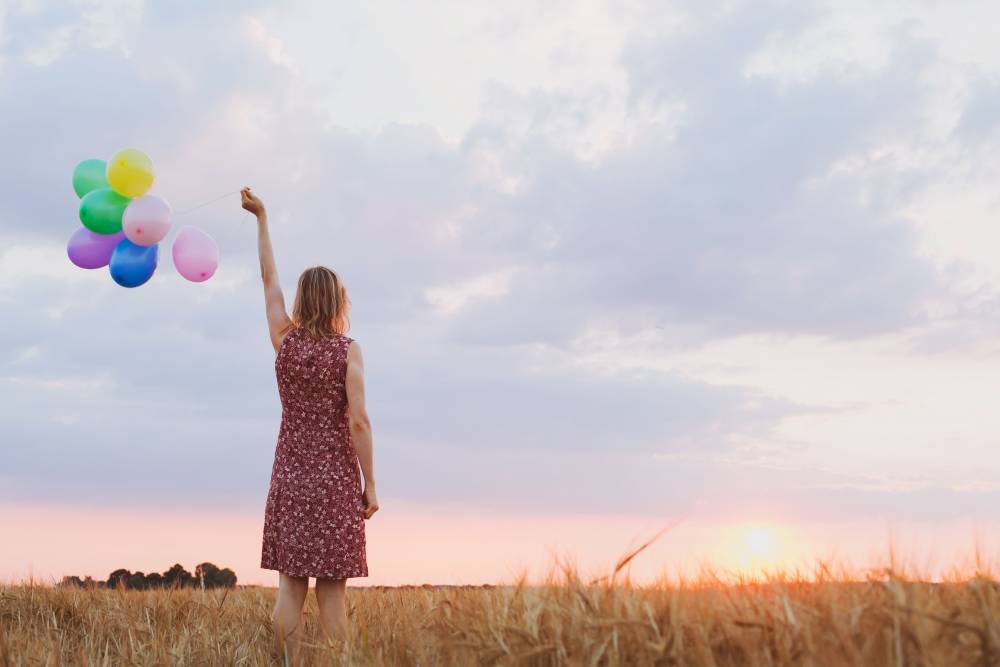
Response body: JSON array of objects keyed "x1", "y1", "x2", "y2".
[{"x1": 2, "y1": 558, "x2": 1000, "y2": 666}]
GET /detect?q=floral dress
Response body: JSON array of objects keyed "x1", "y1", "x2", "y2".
[{"x1": 260, "y1": 326, "x2": 368, "y2": 579}]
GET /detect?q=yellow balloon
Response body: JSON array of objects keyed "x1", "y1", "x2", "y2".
[{"x1": 106, "y1": 148, "x2": 154, "y2": 198}]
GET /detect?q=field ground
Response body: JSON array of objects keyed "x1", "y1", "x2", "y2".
[{"x1": 2, "y1": 563, "x2": 1000, "y2": 666}]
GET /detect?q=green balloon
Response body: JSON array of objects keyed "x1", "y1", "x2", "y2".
[
  {"x1": 72, "y1": 159, "x2": 109, "y2": 198},
  {"x1": 79, "y1": 187, "x2": 131, "y2": 234}
]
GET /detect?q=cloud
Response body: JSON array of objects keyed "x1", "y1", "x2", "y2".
[
  {"x1": 425, "y1": 268, "x2": 517, "y2": 315},
  {"x1": 0, "y1": 244, "x2": 90, "y2": 291},
  {"x1": 2, "y1": 0, "x2": 1000, "y2": 527}
]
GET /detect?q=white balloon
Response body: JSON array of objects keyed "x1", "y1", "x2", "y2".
[{"x1": 123, "y1": 195, "x2": 172, "y2": 246}]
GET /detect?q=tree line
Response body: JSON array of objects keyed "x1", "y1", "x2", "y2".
[{"x1": 58, "y1": 562, "x2": 237, "y2": 590}]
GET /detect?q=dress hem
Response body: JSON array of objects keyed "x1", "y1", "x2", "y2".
[{"x1": 261, "y1": 562, "x2": 369, "y2": 579}]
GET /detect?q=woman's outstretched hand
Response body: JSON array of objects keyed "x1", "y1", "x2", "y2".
[{"x1": 241, "y1": 186, "x2": 265, "y2": 217}]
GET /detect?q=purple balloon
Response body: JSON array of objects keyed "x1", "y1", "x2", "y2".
[{"x1": 67, "y1": 227, "x2": 126, "y2": 269}]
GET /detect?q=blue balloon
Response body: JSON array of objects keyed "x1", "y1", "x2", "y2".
[{"x1": 109, "y1": 238, "x2": 158, "y2": 288}]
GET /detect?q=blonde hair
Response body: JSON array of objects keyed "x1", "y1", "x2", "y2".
[{"x1": 292, "y1": 266, "x2": 351, "y2": 339}]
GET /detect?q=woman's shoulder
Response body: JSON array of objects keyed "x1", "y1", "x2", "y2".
[
  {"x1": 275, "y1": 324, "x2": 300, "y2": 354},
  {"x1": 321, "y1": 331, "x2": 354, "y2": 347},
  {"x1": 337, "y1": 333, "x2": 360, "y2": 356},
  {"x1": 332, "y1": 334, "x2": 356, "y2": 365}
]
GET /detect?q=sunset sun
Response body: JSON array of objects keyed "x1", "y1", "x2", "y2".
[
  {"x1": 711, "y1": 522, "x2": 805, "y2": 577},
  {"x1": 744, "y1": 526, "x2": 776, "y2": 560}
]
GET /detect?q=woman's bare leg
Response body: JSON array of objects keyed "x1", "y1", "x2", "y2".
[
  {"x1": 272, "y1": 572, "x2": 309, "y2": 661},
  {"x1": 315, "y1": 577, "x2": 348, "y2": 641}
]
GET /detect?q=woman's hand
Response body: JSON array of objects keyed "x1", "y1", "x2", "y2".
[
  {"x1": 241, "y1": 186, "x2": 266, "y2": 217},
  {"x1": 362, "y1": 485, "x2": 379, "y2": 520}
]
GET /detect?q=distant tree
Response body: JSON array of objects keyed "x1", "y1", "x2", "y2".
[
  {"x1": 58, "y1": 575, "x2": 85, "y2": 588},
  {"x1": 108, "y1": 569, "x2": 132, "y2": 590},
  {"x1": 163, "y1": 563, "x2": 194, "y2": 588},
  {"x1": 193, "y1": 562, "x2": 237, "y2": 589},
  {"x1": 217, "y1": 568, "x2": 237, "y2": 588},
  {"x1": 195, "y1": 562, "x2": 220, "y2": 588},
  {"x1": 145, "y1": 572, "x2": 163, "y2": 588},
  {"x1": 127, "y1": 572, "x2": 147, "y2": 590}
]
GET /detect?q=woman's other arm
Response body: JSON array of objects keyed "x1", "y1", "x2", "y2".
[
  {"x1": 242, "y1": 187, "x2": 292, "y2": 353},
  {"x1": 346, "y1": 341, "x2": 378, "y2": 519}
]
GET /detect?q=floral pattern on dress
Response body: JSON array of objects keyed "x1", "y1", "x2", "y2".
[{"x1": 260, "y1": 326, "x2": 368, "y2": 579}]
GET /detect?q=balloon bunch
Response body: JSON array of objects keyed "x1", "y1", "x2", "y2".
[{"x1": 67, "y1": 149, "x2": 220, "y2": 287}]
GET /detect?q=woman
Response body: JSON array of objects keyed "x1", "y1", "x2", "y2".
[{"x1": 241, "y1": 187, "x2": 379, "y2": 657}]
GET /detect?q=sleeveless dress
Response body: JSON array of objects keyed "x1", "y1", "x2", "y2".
[{"x1": 260, "y1": 326, "x2": 368, "y2": 579}]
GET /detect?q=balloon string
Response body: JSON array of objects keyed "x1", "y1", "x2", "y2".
[{"x1": 173, "y1": 190, "x2": 242, "y2": 217}]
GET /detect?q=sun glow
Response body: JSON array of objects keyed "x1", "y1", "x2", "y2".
[
  {"x1": 745, "y1": 526, "x2": 776, "y2": 558},
  {"x1": 711, "y1": 522, "x2": 806, "y2": 578}
]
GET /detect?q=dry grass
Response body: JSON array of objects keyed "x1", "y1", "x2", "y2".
[{"x1": 2, "y1": 558, "x2": 1000, "y2": 666}]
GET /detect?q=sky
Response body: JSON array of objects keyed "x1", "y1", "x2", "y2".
[{"x1": 2, "y1": 0, "x2": 1000, "y2": 586}]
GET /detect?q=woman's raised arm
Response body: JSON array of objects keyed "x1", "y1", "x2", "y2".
[{"x1": 242, "y1": 187, "x2": 293, "y2": 353}]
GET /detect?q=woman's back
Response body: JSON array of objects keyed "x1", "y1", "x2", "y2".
[{"x1": 276, "y1": 327, "x2": 354, "y2": 431}]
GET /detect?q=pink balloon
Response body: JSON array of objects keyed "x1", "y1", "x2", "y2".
[
  {"x1": 67, "y1": 227, "x2": 126, "y2": 269},
  {"x1": 172, "y1": 226, "x2": 219, "y2": 282},
  {"x1": 123, "y1": 195, "x2": 171, "y2": 246}
]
